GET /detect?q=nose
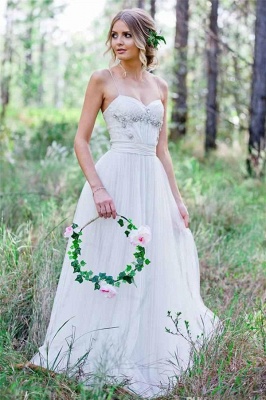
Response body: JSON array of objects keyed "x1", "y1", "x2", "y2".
[{"x1": 115, "y1": 34, "x2": 124, "y2": 45}]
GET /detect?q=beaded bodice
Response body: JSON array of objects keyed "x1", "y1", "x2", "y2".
[{"x1": 103, "y1": 94, "x2": 164, "y2": 148}]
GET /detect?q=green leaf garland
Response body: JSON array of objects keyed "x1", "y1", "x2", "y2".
[{"x1": 66, "y1": 215, "x2": 151, "y2": 291}]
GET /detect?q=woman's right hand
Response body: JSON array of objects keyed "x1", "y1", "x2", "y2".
[{"x1": 93, "y1": 189, "x2": 117, "y2": 219}]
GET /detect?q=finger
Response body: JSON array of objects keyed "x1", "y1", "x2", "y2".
[
  {"x1": 98, "y1": 203, "x2": 106, "y2": 218},
  {"x1": 96, "y1": 204, "x2": 102, "y2": 217},
  {"x1": 110, "y1": 202, "x2": 117, "y2": 219},
  {"x1": 105, "y1": 203, "x2": 112, "y2": 219},
  {"x1": 101, "y1": 205, "x2": 107, "y2": 219}
]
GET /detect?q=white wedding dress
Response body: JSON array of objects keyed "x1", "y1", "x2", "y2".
[{"x1": 31, "y1": 71, "x2": 222, "y2": 398}]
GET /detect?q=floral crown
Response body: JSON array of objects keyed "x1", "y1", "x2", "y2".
[{"x1": 147, "y1": 29, "x2": 166, "y2": 49}]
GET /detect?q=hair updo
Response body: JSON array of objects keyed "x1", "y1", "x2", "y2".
[{"x1": 106, "y1": 8, "x2": 158, "y2": 70}]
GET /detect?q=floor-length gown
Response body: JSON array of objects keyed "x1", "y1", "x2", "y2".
[{"x1": 30, "y1": 70, "x2": 222, "y2": 398}]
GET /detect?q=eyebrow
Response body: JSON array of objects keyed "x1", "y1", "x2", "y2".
[{"x1": 111, "y1": 30, "x2": 131, "y2": 33}]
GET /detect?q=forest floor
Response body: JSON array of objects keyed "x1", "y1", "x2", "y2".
[{"x1": 0, "y1": 114, "x2": 265, "y2": 399}]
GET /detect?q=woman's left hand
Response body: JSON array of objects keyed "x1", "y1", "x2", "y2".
[{"x1": 177, "y1": 202, "x2": 190, "y2": 228}]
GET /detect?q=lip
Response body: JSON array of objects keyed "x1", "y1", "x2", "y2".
[{"x1": 116, "y1": 49, "x2": 126, "y2": 53}]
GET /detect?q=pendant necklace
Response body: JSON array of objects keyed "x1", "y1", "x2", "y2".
[
  {"x1": 119, "y1": 62, "x2": 127, "y2": 78},
  {"x1": 119, "y1": 62, "x2": 144, "y2": 82}
]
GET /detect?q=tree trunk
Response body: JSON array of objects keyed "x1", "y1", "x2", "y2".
[
  {"x1": 150, "y1": 0, "x2": 156, "y2": 19},
  {"x1": 170, "y1": 0, "x2": 189, "y2": 141},
  {"x1": 205, "y1": 0, "x2": 219, "y2": 151},
  {"x1": 247, "y1": 0, "x2": 266, "y2": 177},
  {"x1": 23, "y1": 10, "x2": 34, "y2": 106},
  {"x1": 38, "y1": 33, "x2": 45, "y2": 105},
  {"x1": 0, "y1": 0, "x2": 14, "y2": 120},
  {"x1": 137, "y1": 0, "x2": 145, "y2": 8}
]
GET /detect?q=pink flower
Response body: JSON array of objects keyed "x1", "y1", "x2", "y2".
[
  {"x1": 64, "y1": 226, "x2": 73, "y2": 238},
  {"x1": 100, "y1": 284, "x2": 117, "y2": 298},
  {"x1": 129, "y1": 225, "x2": 152, "y2": 246}
]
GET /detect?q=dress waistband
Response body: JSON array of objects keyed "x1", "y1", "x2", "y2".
[{"x1": 110, "y1": 141, "x2": 156, "y2": 156}]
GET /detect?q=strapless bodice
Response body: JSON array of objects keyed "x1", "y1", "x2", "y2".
[{"x1": 102, "y1": 95, "x2": 164, "y2": 155}]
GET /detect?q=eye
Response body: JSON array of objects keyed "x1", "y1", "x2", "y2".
[
  {"x1": 111, "y1": 33, "x2": 118, "y2": 39},
  {"x1": 124, "y1": 32, "x2": 132, "y2": 38}
]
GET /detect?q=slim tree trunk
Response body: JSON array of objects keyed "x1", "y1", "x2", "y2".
[
  {"x1": 170, "y1": 0, "x2": 189, "y2": 140},
  {"x1": 150, "y1": 0, "x2": 156, "y2": 19},
  {"x1": 247, "y1": 0, "x2": 266, "y2": 177},
  {"x1": 38, "y1": 33, "x2": 45, "y2": 105},
  {"x1": 23, "y1": 12, "x2": 34, "y2": 106},
  {"x1": 137, "y1": 0, "x2": 145, "y2": 8},
  {"x1": 0, "y1": 0, "x2": 14, "y2": 120},
  {"x1": 205, "y1": 0, "x2": 219, "y2": 151}
]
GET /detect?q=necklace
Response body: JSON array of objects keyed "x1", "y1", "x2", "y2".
[
  {"x1": 119, "y1": 62, "x2": 127, "y2": 78},
  {"x1": 118, "y1": 61, "x2": 144, "y2": 82}
]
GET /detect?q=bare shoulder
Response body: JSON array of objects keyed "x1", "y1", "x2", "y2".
[
  {"x1": 154, "y1": 75, "x2": 168, "y2": 92},
  {"x1": 152, "y1": 74, "x2": 168, "y2": 102},
  {"x1": 88, "y1": 69, "x2": 111, "y2": 86}
]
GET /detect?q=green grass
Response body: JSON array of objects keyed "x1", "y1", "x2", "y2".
[{"x1": 0, "y1": 115, "x2": 265, "y2": 399}]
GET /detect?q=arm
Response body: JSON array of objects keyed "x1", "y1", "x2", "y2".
[
  {"x1": 156, "y1": 78, "x2": 189, "y2": 228},
  {"x1": 74, "y1": 70, "x2": 116, "y2": 219}
]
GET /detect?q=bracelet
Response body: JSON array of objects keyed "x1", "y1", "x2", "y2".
[{"x1": 92, "y1": 186, "x2": 106, "y2": 196}]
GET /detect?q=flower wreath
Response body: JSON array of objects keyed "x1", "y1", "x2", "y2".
[{"x1": 64, "y1": 215, "x2": 151, "y2": 298}]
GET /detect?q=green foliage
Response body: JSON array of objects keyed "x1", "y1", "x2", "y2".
[
  {"x1": 0, "y1": 114, "x2": 265, "y2": 397},
  {"x1": 29, "y1": 120, "x2": 77, "y2": 159},
  {"x1": 147, "y1": 29, "x2": 166, "y2": 49}
]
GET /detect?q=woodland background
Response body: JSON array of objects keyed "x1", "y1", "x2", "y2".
[{"x1": 0, "y1": 0, "x2": 265, "y2": 399}]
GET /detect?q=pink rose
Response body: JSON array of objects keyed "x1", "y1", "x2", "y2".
[
  {"x1": 64, "y1": 226, "x2": 73, "y2": 238},
  {"x1": 100, "y1": 284, "x2": 117, "y2": 298},
  {"x1": 129, "y1": 225, "x2": 151, "y2": 246}
]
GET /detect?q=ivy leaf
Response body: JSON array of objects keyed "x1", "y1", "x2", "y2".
[
  {"x1": 117, "y1": 219, "x2": 124, "y2": 227},
  {"x1": 72, "y1": 232, "x2": 80, "y2": 240},
  {"x1": 125, "y1": 230, "x2": 130, "y2": 237},
  {"x1": 123, "y1": 275, "x2": 134, "y2": 284},
  {"x1": 145, "y1": 259, "x2": 151, "y2": 265},
  {"x1": 83, "y1": 271, "x2": 92, "y2": 280},
  {"x1": 106, "y1": 276, "x2": 115, "y2": 284},
  {"x1": 75, "y1": 275, "x2": 83, "y2": 283},
  {"x1": 80, "y1": 260, "x2": 86, "y2": 266}
]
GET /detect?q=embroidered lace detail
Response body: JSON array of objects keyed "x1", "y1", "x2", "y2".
[{"x1": 113, "y1": 108, "x2": 163, "y2": 129}]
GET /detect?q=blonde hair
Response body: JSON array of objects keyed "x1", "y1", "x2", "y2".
[{"x1": 105, "y1": 8, "x2": 158, "y2": 70}]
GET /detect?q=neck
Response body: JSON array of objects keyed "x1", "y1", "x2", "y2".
[{"x1": 119, "y1": 60, "x2": 145, "y2": 81}]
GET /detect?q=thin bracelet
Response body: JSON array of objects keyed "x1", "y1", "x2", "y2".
[{"x1": 92, "y1": 186, "x2": 106, "y2": 196}]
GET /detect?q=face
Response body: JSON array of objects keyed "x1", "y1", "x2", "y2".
[{"x1": 111, "y1": 20, "x2": 140, "y2": 62}]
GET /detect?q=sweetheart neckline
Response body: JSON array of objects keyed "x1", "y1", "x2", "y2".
[{"x1": 102, "y1": 95, "x2": 163, "y2": 116}]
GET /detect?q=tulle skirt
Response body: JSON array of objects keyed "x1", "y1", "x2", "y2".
[{"x1": 30, "y1": 148, "x2": 222, "y2": 397}]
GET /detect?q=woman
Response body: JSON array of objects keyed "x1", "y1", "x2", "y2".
[{"x1": 29, "y1": 8, "x2": 222, "y2": 398}]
